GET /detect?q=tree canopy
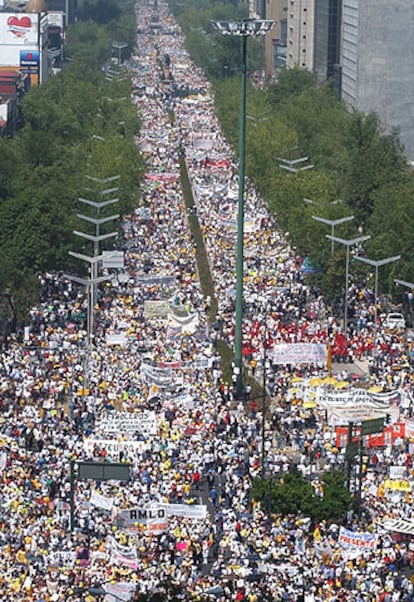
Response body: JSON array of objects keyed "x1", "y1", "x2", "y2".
[
  {"x1": 251, "y1": 470, "x2": 355, "y2": 523},
  {"x1": 210, "y1": 64, "x2": 414, "y2": 307},
  {"x1": 0, "y1": 3, "x2": 145, "y2": 323}
]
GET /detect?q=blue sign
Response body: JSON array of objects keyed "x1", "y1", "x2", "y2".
[{"x1": 20, "y1": 49, "x2": 39, "y2": 67}]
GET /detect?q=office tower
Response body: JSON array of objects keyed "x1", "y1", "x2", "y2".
[{"x1": 341, "y1": 0, "x2": 414, "y2": 159}]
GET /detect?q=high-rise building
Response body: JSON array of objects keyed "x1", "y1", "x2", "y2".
[
  {"x1": 263, "y1": 0, "x2": 288, "y2": 78},
  {"x1": 313, "y1": 0, "x2": 341, "y2": 83},
  {"x1": 341, "y1": 0, "x2": 414, "y2": 159},
  {"x1": 286, "y1": 0, "x2": 315, "y2": 71}
]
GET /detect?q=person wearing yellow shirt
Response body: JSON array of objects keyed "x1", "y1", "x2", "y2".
[{"x1": 16, "y1": 548, "x2": 28, "y2": 565}]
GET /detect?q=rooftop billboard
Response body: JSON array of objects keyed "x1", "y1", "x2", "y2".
[{"x1": 0, "y1": 13, "x2": 39, "y2": 45}]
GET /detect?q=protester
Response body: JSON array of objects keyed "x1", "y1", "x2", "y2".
[{"x1": 0, "y1": 2, "x2": 413, "y2": 601}]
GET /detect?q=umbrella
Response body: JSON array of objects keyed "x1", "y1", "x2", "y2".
[
  {"x1": 303, "y1": 401, "x2": 317, "y2": 408},
  {"x1": 309, "y1": 377, "x2": 323, "y2": 387},
  {"x1": 334, "y1": 381, "x2": 349, "y2": 389},
  {"x1": 290, "y1": 376, "x2": 304, "y2": 383},
  {"x1": 323, "y1": 376, "x2": 337, "y2": 385},
  {"x1": 368, "y1": 385, "x2": 383, "y2": 393}
]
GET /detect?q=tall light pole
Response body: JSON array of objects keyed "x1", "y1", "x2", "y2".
[
  {"x1": 354, "y1": 255, "x2": 400, "y2": 334},
  {"x1": 326, "y1": 234, "x2": 371, "y2": 338},
  {"x1": 212, "y1": 18, "x2": 274, "y2": 398},
  {"x1": 312, "y1": 215, "x2": 354, "y2": 255}
]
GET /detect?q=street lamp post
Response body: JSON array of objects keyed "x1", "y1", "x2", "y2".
[
  {"x1": 312, "y1": 215, "x2": 354, "y2": 255},
  {"x1": 326, "y1": 234, "x2": 371, "y2": 338},
  {"x1": 354, "y1": 255, "x2": 401, "y2": 334},
  {"x1": 112, "y1": 41, "x2": 128, "y2": 65},
  {"x1": 395, "y1": 279, "x2": 414, "y2": 325},
  {"x1": 212, "y1": 18, "x2": 274, "y2": 398}
]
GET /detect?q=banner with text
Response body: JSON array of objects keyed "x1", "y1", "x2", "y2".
[
  {"x1": 84, "y1": 438, "x2": 146, "y2": 457},
  {"x1": 95, "y1": 411, "x2": 157, "y2": 435},
  {"x1": 90, "y1": 489, "x2": 114, "y2": 511},
  {"x1": 338, "y1": 527, "x2": 378, "y2": 558},
  {"x1": 115, "y1": 505, "x2": 168, "y2": 535},
  {"x1": 270, "y1": 343, "x2": 327, "y2": 365}
]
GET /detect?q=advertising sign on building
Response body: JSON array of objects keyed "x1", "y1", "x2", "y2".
[
  {"x1": 0, "y1": 13, "x2": 39, "y2": 46},
  {"x1": 47, "y1": 11, "x2": 64, "y2": 29},
  {"x1": 19, "y1": 49, "x2": 39, "y2": 86}
]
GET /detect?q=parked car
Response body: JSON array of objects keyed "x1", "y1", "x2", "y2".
[{"x1": 383, "y1": 312, "x2": 406, "y2": 330}]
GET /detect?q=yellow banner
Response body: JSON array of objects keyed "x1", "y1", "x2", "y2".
[{"x1": 384, "y1": 479, "x2": 411, "y2": 491}]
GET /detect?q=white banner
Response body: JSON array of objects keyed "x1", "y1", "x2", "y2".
[
  {"x1": 143, "y1": 300, "x2": 171, "y2": 318},
  {"x1": 158, "y1": 502, "x2": 207, "y2": 519},
  {"x1": 105, "y1": 333, "x2": 128, "y2": 346},
  {"x1": 317, "y1": 388, "x2": 399, "y2": 409},
  {"x1": 95, "y1": 411, "x2": 157, "y2": 435},
  {"x1": 338, "y1": 527, "x2": 378, "y2": 557},
  {"x1": 102, "y1": 582, "x2": 136, "y2": 602},
  {"x1": 270, "y1": 343, "x2": 327, "y2": 365},
  {"x1": 327, "y1": 406, "x2": 392, "y2": 426},
  {"x1": 379, "y1": 518, "x2": 414, "y2": 536},
  {"x1": 110, "y1": 550, "x2": 139, "y2": 570},
  {"x1": 90, "y1": 489, "x2": 114, "y2": 511},
  {"x1": 389, "y1": 466, "x2": 406, "y2": 479},
  {"x1": 318, "y1": 388, "x2": 398, "y2": 425},
  {"x1": 109, "y1": 538, "x2": 138, "y2": 569},
  {"x1": 141, "y1": 363, "x2": 175, "y2": 388},
  {"x1": 166, "y1": 312, "x2": 199, "y2": 334},
  {"x1": 84, "y1": 438, "x2": 146, "y2": 457},
  {"x1": 115, "y1": 505, "x2": 168, "y2": 535},
  {"x1": 47, "y1": 551, "x2": 76, "y2": 567},
  {"x1": 405, "y1": 420, "x2": 414, "y2": 439}
]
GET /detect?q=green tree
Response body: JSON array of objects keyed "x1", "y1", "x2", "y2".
[
  {"x1": 0, "y1": 1, "x2": 145, "y2": 319},
  {"x1": 340, "y1": 112, "x2": 407, "y2": 227},
  {"x1": 267, "y1": 66, "x2": 318, "y2": 106},
  {"x1": 252, "y1": 470, "x2": 354, "y2": 523}
]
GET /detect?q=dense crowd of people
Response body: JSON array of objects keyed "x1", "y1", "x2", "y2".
[{"x1": 1, "y1": 1, "x2": 414, "y2": 601}]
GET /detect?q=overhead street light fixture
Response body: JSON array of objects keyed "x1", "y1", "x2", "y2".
[
  {"x1": 211, "y1": 18, "x2": 274, "y2": 398},
  {"x1": 83, "y1": 186, "x2": 119, "y2": 197},
  {"x1": 326, "y1": 234, "x2": 371, "y2": 339},
  {"x1": 395, "y1": 278, "x2": 414, "y2": 289},
  {"x1": 78, "y1": 198, "x2": 119, "y2": 209},
  {"x1": 277, "y1": 156, "x2": 314, "y2": 173},
  {"x1": 354, "y1": 255, "x2": 401, "y2": 333},
  {"x1": 76, "y1": 214, "x2": 120, "y2": 227},
  {"x1": 304, "y1": 197, "x2": 343, "y2": 205},
  {"x1": 312, "y1": 215, "x2": 354, "y2": 255},
  {"x1": 85, "y1": 175, "x2": 121, "y2": 184}
]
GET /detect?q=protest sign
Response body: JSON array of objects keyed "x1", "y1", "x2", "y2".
[
  {"x1": 95, "y1": 411, "x2": 157, "y2": 435},
  {"x1": 158, "y1": 502, "x2": 207, "y2": 520},
  {"x1": 89, "y1": 489, "x2": 114, "y2": 511},
  {"x1": 143, "y1": 300, "x2": 171, "y2": 318},
  {"x1": 270, "y1": 343, "x2": 327, "y2": 365},
  {"x1": 338, "y1": 527, "x2": 377, "y2": 557},
  {"x1": 115, "y1": 505, "x2": 168, "y2": 535},
  {"x1": 384, "y1": 479, "x2": 411, "y2": 492},
  {"x1": 84, "y1": 438, "x2": 146, "y2": 456}
]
